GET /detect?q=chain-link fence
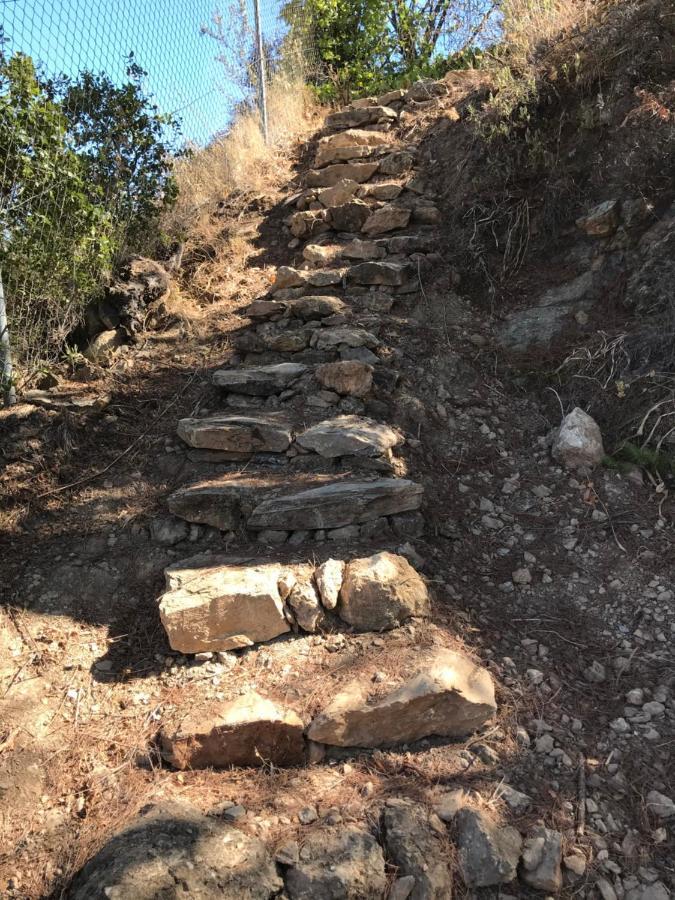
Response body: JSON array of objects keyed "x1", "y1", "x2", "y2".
[{"x1": 0, "y1": 0, "x2": 311, "y2": 391}]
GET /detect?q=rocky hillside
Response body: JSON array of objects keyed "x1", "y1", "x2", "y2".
[{"x1": 0, "y1": 12, "x2": 674, "y2": 898}]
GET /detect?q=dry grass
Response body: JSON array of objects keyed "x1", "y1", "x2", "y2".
[
  {"x1": 163, "y1": 75, "x2": 323, "y2": 245},
  {"x1": 500, "y1": 0, "x2": 589, "y2": 65}
]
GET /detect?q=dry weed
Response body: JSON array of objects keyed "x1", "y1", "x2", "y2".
[{"x1": 163, "y1": 75, "x2": 322, "y2": 244}]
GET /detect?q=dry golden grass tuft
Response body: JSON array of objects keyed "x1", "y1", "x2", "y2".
[
  {"x1": 500, "y1": 0, "x2": 587, "y2": 65},
  {"x1": 163, "y1": 75, "x2": 323, "y2": 246}
]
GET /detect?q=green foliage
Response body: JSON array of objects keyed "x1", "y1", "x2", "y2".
[
  {"x1": 57, "y1": 57, "x2": 181, "y2": 248},
  {"x1": 282, "y1": 0, "x2": 486, "y2": 102},
  {"x1": 0, "y1": 49, "x2": 180, "y2": 367},
  {"x1": 606, "y1": 442, "x2": 675, "y2": 481}
]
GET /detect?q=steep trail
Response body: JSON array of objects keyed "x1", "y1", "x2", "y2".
[{"x1": 1, "y1": 74, "x2": 673, "y2": 900}]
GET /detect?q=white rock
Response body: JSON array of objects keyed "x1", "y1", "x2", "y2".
[
  {"x1": 552, "y1": 408, "x2": 605, "y2": 470},
  {"x1": 314, "y1": 559, "x2": 345, "y2": 610}
]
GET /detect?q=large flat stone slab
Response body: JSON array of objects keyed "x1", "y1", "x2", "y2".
[
  {"x1": 316, "y1": 130, "x2": 393, "y2": 168},
  {"x1": 168, "y1": 474, "x2": 423, "y2": 534},
  {"x1": 306, "y1": 161, "x2": 380, "y2": 187},
  {"x1": 213, "y1": 362, "x2": 307, "y2": 396},
  {"x1": 159, "y1": 562, "x2": 290, "y2": 652},
  {"x1": 177, "y1": 414, "x2": 292, "y2": 454},
  {"x1": 348, "y1": 260, "x2": 412, "y2": 286},
  {"x1": 307, "y1": 648, "x2": 496, "y2": 747},
  {"x1": 296, "y1": 415, "x2": 402, "y2": 458},
  {"x1": 159, "y1": 691, "x2": 305, "y2": 769},
  {"x1": 248, "y1": 478, "x2": 423, "y2": 532},
  {"x1": 362, "y1": 204, "x2": 411, "y2": 236},
  {"x1": 326, "y1": 105, "x2": 397, "y2": 130}
]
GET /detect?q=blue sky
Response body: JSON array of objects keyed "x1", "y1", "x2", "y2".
[{"x1": 2, "y1": 0, "x2": 287, "y2": 145}]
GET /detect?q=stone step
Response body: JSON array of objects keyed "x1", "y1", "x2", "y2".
[
  {"x1": 245, "y1": 294, "x2": 348, "y2": 321},
  {"x1": 212, "y1": 362, "x2": 307, "y2": 396},
  {"x1": 212, "y1": 360, "x2": 376, "y2": 406},
  {"x1": 159, "y1": 691, "x2": 306, "y2": 769},
  {"x1": 177, "y1": 413, "x2": 403, "y2": 460},
  {"x1": 348, "y1": 260, "x2": 413, "y2": 287},
  {"x1": 325, "y1": 105, "x2": 398, "y2": 131},
  {"x1": 315, "y1": 129, "x2": 394, "y2": 168},
  {"x1": 167, "y1": 473, "x2": 422, "y2": 535},
  {"x1": 305, "y1": 161, "x2": 380, "y2": 188},
  {"x1": 307, "y1": 647, "x2": 496, "y2": 748},
  {"x1": 233, "y1": 322, "x2": 381, "y2": 362},
  {"x1": 158, "y1": 549, "x2": 429, "y2": 653}
]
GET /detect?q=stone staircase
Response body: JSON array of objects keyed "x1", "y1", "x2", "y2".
[
  {"x1": 72, "y1": 81, "x2": 510, "y2": 899},
  {"x1": 156, "y1": 83, "x2": 497, "y2": 763}
]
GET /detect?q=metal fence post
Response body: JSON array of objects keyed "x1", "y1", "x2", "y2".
[
  {"x1": 0, "y1": 270, "x2": 16, "y2": 406},
  {"x1": 253, "y1": 0, "x2": 269, "y2": 143}
]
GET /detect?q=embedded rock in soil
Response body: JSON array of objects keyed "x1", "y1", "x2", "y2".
[
  {"x1": 317, "y1": 178, "x2": 360, "y2": 207},
  {"x1": 303, "y1": 242, "x2": 343, "y2": 266},
  {"x1": 307, "y1": 267, "x2": 348, "y2": 287},
  {"x1": 379, "y1": 151, "x2": 415, "y2": 176},
  {"x1": 520, "y1": 826, "x2": 563, "y2": 893},
  {"x1": 246, "y1": 299, "x2": 288, "y2": 319},
  {"x1": 325, "y1": 105, "x2": 397, "y2": 130},
  {"x1": 576, "y1": 199, "x2": 620, "y2": 236},
  {"x1": 315, "y1": 129, "x2": 392, "y2": 168},
  {"x1": 312, "y1": 325, "x2": 379, "y2": 351},
  {"x1": 67, "y1": 801, "x2": 282, "y2": 900},
  {"x1": 382, "y1": 798, "x2": 453, "y2": 899},
  {"x1": 287, "y1": 578, "x2": 323, "y2": 632},
  {"x1": 247, "y1": 478, "x2": 423, "y2": 532},
  {"x1": 305, "y1": 162, "x2": 380, "y2": 187},
  {"x1": 271, "y1": 266, "x2": 308, "y2": 292},
  {"x1": 289, "y1": 209, "x2": 330, "y2": 239},
  {"x1": 552, "y1": 407, "x2": 604, "y2": 469},
  {"x1": 327, "y1": 200, "x2": 372, "y2": 233},
  {"x1": 358, "y1": 181, "x2": 404, "y2": 201},
  {"x1": 307, "y1": 647, "x2": 496, "y2": 747},
  {"x1": 213, "y1": 363, "x2": 307, "y2": 396},
  {"x1": 176, "y1": 414, "x2": 292, "y2": 454},
  {"x1": 337, "y1": 551, "x2": 428, "y2": 631},
  {"x1": 341, "y1": 238, "x2": 387, "y2": 260},
  {"x1": 288, "y1": 295, "x2": 347, "y2": 320},
  {"x1": 362, "y1": 204, "x2": 411, "y2": 236},
  {"x1": 296, "y1": 415, "x2": 402, "y2": 458},
  {"x1": 158, "y1": 563, "x2": 290, "y2": 653},
  {"x1": 348, "y1": 260, "x2": 412, "y2": 286},
  {"x1": 83, "y1": 328, "x2": 124, "y2": 364},
  {"x1": 159, "y1": 692, "x2": 305, "y2": 769},
  {"x1": 283, "y1": 826, "x2": 387, "y2": 899},
  {"x1": 455, "y1": 807, "x2": 522, "y2": 888},
  {"x1": 315, "y1": 360, "x2": 374, "y2": 397},
  {"x1": 314, "y1": 558, "x2": 345, "y2": 609}
]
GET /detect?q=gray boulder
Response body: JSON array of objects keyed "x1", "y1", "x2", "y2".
[
  {"x1": 283, "y1": 826, "x2": 386, "y2": 898},
  {"x1": 67, "y1": 801, "x2": 282, "y2": 899},
  {"x1": 382, "y1": 799, "x2": 452, "y2": 899},
  {"x1": 455, "y1": 807, "x2": 522, "y2": 887}
]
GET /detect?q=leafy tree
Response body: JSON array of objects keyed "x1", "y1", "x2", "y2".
[
  {"x1": 0, "y1": 49, "x2": 180, "y2": 373},
  {"x1": 55, "y1": 56, "x2": 181, "y2": 249},
  {"x1": 282, "y1": 0, "x2": 497, "y2": 99},
  {"x1": 0, "y1": 52, "x2": 115, "y2": 367},
  {"x1": 282, "y1": 0, "x2": 392, "y2": 101}
]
